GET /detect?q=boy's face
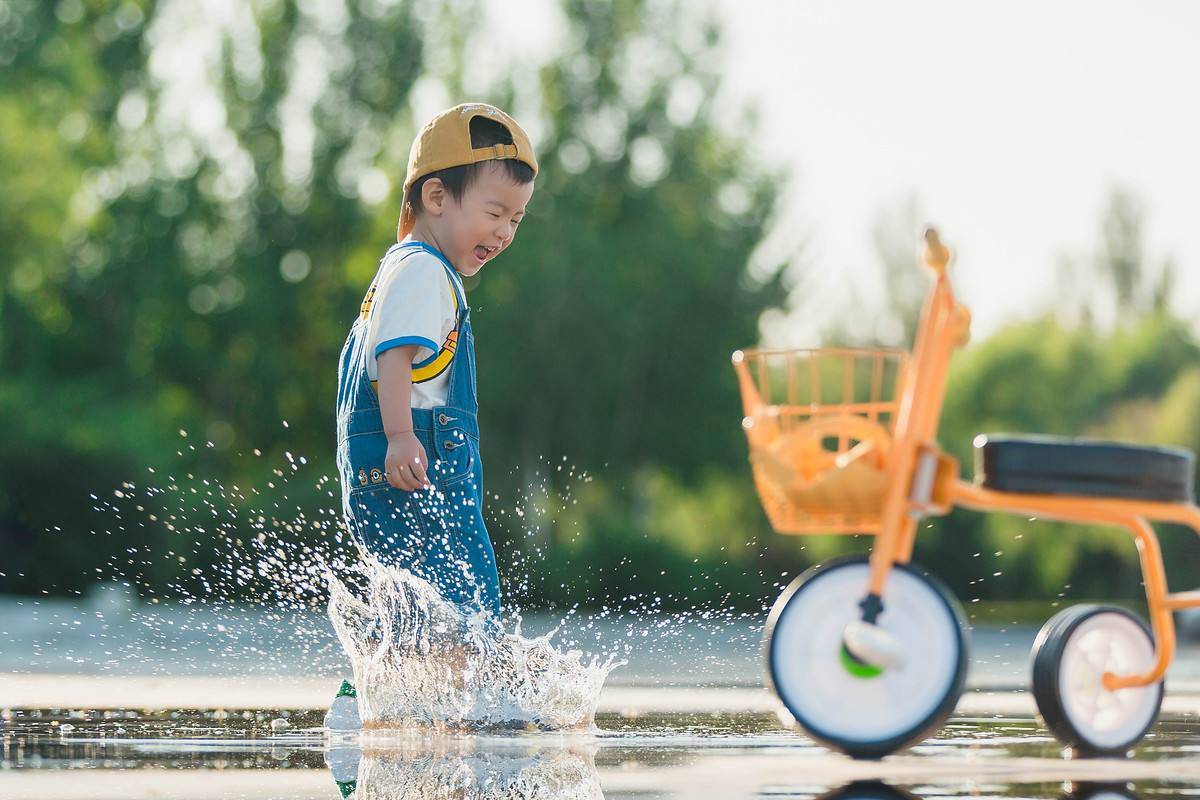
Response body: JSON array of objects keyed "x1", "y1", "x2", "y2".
[{"x1": 440, "y1": 162, "x2": 535, "y2": 277}]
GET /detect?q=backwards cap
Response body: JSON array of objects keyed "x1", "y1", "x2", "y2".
[{"x1": 397, "y1": 103, "x2": 539, "y2": 238}]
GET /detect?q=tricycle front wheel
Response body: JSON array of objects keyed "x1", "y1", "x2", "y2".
[{"x1": 765, "y1": 555, "x2": 969, "y2": 758}]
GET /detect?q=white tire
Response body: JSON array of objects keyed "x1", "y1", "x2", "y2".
[
  {"x1": 1031, "y1": 605, "x2": 1163, "y2": 755},
  {"x1": 765, "y1": 556, "x2": 969, "y2": 758}
]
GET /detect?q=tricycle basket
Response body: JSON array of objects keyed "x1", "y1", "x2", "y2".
[{"x1": 732, "y1": 347, "x2": 908, "y2": 533}]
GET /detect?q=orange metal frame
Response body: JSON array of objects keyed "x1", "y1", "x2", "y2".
[{"x1": 737, "y1": 229, "x2": 1200, "y2": 692}]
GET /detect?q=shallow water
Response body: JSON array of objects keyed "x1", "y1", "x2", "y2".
[{"x1": 4, "y1": 712, "x2": 1200, "y2": 799}]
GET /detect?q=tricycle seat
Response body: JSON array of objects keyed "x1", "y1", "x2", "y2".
[{"x1": 974, "y1": 434, "x2": 1195, "y2": 503}]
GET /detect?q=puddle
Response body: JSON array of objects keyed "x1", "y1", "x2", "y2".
[{"x1": 3, "y1": 712, "x2": 1200, "y2": 798}]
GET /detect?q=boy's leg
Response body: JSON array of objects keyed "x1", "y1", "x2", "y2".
[
  {"x1": 346, "y1": 481, "x2": 498, "y2": 617},
  {"x1": 348, "y1": 488, "x2": 421, "y2": 566},
  {"x1": 420, "y1": 472, "x2": 501, "y2": 619},
  {"x1": 456, "y1": 502, "x2": 501, "y2": 619}
]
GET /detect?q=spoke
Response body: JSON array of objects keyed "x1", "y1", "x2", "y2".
[
  {"x1": 1082, "y1": 646, "x2": 1111, "y2": 674},
  {"x1": 1063, "y1": 621, "x2": 1158, "y2": 738}
]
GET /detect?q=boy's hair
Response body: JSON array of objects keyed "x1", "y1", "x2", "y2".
[{"x1": 406, "y1": 117, "x2": 535, "y2": 221}]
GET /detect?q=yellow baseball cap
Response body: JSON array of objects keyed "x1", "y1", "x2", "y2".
[{"x1": 397, "y1": 103, "x2": 539, "y2": 238}]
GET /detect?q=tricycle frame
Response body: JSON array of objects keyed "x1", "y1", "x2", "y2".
[{"x1": 734, "y1": 229, "x2": 1200, "y2": 693}]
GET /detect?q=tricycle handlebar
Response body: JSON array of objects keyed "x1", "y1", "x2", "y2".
[{"x1": 923, "y1": 227, "x2": 950, "y2": 273}]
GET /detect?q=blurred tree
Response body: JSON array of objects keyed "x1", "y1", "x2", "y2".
[
  {"x1": 815, "y1": 194, "x2": 927, "y2": 349},
  {"x1": 1, "y1": 0, "x2": 172, "y2": 592},
  {"x1": 0, "y1": 0, "x2": 426, "y2": 593},
  {"x1": 869, "y1": 193, "x2": 927, "y2": 346},
  {"x1": 472, "y1": 0, "x2": 785, "y2": 489},
  {"x1": 4, "y1": 0, "x2": 1197, "y2": 613},
  {"x1": 934, "y1": 312, "x2": 1200, "y2": 601},
  {"x1": 1056, "y1": 185, "x2": 1177, "y2": 326},
  {"x1": 1102, "y1": 187, "x2": 1144, "y2": 316},
  {"x1": 0, "y1": 0, "x2": 790, "y2": 607}
]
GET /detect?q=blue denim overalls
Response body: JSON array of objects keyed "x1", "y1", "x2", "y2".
[{"x1": 335, "y1": 241, "x2": 501, "y2": 618}]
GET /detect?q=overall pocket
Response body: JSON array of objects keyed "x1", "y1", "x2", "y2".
[
  {"x1": 431, "y1": 420, "x2": 476, "y2": 487},
  {"x1": 342, "y1": 432, "x2": 389, "y2": 494},
  {"x1": 346, "y1": 481, "x2": 433, "y2": 560},
  {"x1": 343, "y1": 429, "x2": 442, "y2": 494}
]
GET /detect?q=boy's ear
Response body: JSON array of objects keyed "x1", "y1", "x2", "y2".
[{"x1": 421, "y1": 177, "x2": 447, "y2": 218}]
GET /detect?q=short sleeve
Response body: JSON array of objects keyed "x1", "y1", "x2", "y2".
[{"x1": 369, "y1": 252, "x2": 452, "y2": 365}]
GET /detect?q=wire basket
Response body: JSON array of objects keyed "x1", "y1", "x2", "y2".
[{"x1": 732, "y1": 347, "x2": 909, "y2": 533}]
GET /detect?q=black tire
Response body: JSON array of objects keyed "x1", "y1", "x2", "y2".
[
  {"x1": 975, "y1": 434, "x2": 1194, "y2": 502},
  {"x1": 764, "y1": 555, "x2": 969, "y2": 759},
  {"x1": 1031, "y1": 605, "x2": 1164, "y2": 756}
]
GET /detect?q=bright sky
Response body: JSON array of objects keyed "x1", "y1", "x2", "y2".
[
  {"x1": 485, "y1": 0, "x2": 1200, "y2": 343},
  {"x1": 717, "y1": 0, "x2": 1200, "y2": 343}
]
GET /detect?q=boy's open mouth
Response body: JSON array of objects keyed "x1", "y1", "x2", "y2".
[{"x1": 473, "y1": 245, "x2": 497, "y2": 264}]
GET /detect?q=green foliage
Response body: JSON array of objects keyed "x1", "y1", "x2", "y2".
[
  {"x1": 932, "y1": 313, "x2": 1200, "y2": 603},
  {"x1": 3, "y1": 0, "x2": 1199, "y2": 613},
  {"x1": 0, "y1": 0, "x2": 789, "y2": 607},
  {"x1": 1, "y1": 0, "x2": 427, "y2": 593},
  {"x1": 473, "y1": 0, "x2": 783, "y2": 488},
  {"x1": 505, "y1": 465, "x2": 808, "y2": 612}
]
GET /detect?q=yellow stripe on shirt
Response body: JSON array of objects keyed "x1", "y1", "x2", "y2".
[{"x1": 367, "y1": 270, "x2": 461, "y2": 392}]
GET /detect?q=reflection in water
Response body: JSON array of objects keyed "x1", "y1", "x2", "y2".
[
  {"x1": 1062, "y1": 784, "x2": 1141, "y2": 800},
  {"x1": 326, "y1": 738, "x2": 603, "y2": 799},
  {"x1": 327, "y1": 752, "x2": 1148, "y2": 800},
  {"x1": 814, "y1": 782, "x2": 1142, "y2": 800},
  {"x1": 0, "y1": 713, "x2": 1177, "y2": 799},
  {"x1": 818, "y1": 783, "x2": 919, "y2": 800}
]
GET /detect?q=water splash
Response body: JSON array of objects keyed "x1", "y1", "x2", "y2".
[
  {"x1": 328, "y1": 558, "x2": 623, "y2": 730},
  {"x1": 12, "y1": 432, "x2": 766, "y2": 702}
]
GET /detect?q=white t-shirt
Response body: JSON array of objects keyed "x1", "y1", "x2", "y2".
[{"x1": 362, "y1": 244, "x2": 464, "y2": 409}]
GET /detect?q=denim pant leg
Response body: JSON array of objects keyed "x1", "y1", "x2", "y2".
[
  {"x1": 347, "y1": 483, "x2": 438, "y2": 585},
  {"x1": 437, "y1": 465, "x2": 501, "y2": 618},
  {"x1": 347, "y1": 462, "x2": 501, "y2": 619},
  {"x1": 416, "y1": 462, "x2": 501, "y2": 618}
]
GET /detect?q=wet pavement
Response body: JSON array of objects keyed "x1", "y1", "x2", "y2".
[
  {"x1": 4, "y1": 598, "x2": 1200, "y2": 797},
  {"x1": 3, "y1": 711, "x2": 1200, "y2": 799}
]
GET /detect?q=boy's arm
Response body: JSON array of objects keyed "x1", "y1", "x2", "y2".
[
  {"x1": 377, "y1": 346, "x2": 430, "y2": 490},
  {"x1": 377, "y1": 345, "x2": 418, "y2": 436}
]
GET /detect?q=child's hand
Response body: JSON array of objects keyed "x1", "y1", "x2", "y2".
[{"x1": 385, "y1": 432, "x2": 431, "y2": 491}]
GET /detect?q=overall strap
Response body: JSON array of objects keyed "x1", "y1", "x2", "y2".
[
  {"x1": 396, "y1": 244, "x2": 475, "y2": 415},
  {"x1": 401, "y1": 242, "x2": 467, "y2": 384},
  {"x1": 402, "y1": 242, "x2": 467, "y2": 328},
  {"x1": 352, "y1": 242, "x2": 412, "y2": 402}
]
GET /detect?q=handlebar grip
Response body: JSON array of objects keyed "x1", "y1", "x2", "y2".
[{"x1": 923, "y1": 227, "x2": 950, "y2": 272}]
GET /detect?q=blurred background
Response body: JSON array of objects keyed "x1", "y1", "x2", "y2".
[{"x1": 3, "y1": 0, "x2": 1199, "y2": 621}]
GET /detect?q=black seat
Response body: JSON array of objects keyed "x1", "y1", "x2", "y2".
[{"x1": 974, "y1": 434, "x2": 1195, "y2": 503}]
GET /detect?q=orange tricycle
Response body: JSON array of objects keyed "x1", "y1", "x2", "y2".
[{"x1": 733, "y1": 229, "x2": 1200, "y2": 758}]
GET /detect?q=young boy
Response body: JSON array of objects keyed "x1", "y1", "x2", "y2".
[{"x1": 325, "y1": 104, "x2": 536, "y2": 730}]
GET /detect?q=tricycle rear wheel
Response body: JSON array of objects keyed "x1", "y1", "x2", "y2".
[{"x1": 1031, "y1": 605, "x2": 1163, "y2": 756}]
